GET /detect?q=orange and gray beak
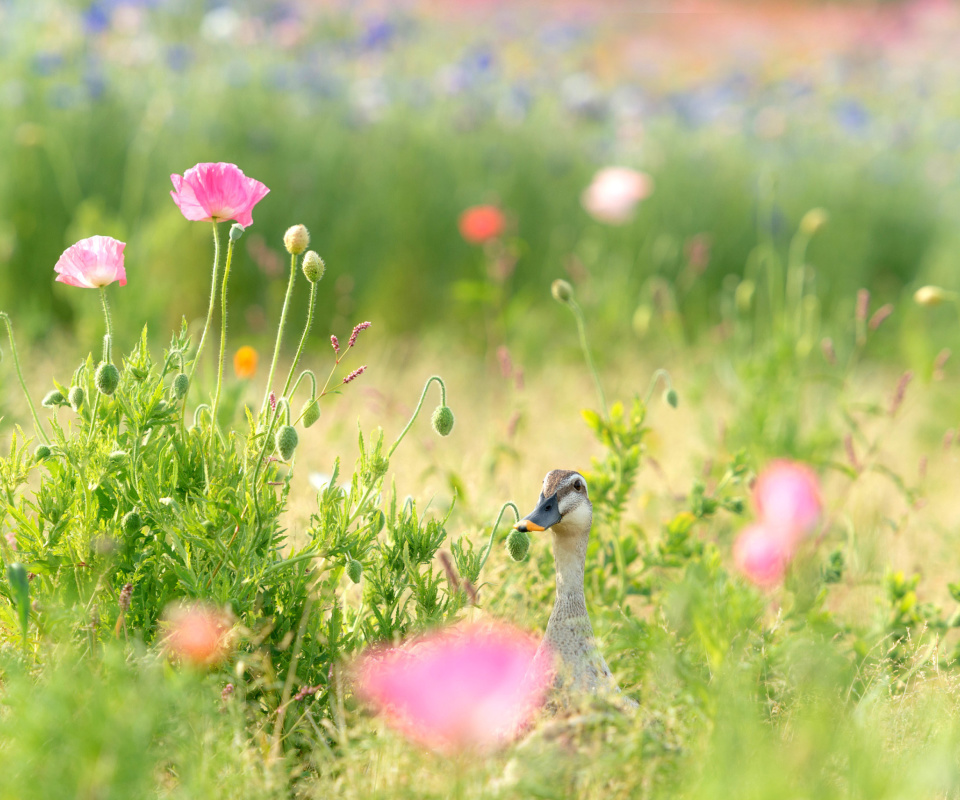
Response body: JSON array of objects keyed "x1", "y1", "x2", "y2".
[{"x1": 514, "y1": 492, "x2": 561, "y2": 533}]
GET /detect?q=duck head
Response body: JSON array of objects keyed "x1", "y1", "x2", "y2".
[{"x1": 515, "y1": 469, "x2": 592, "y2": 538}]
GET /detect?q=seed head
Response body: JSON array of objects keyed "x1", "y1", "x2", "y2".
[
  {"x1": 42, "y1": 389, "x2": 66, "y2": 408},
  {"x1": 507, "y1": 528, "x2": 531, "y2": 562},
  {"x1": 119, "y1": 582, "x2": 133, "y2": 613},
  {"x1": 343, "y1": 366, "x2": 366, "y2": 384},
  {"x1": 300, "y1": 398, "x2": 320, "y2": 428},
  {"x1": 172, "y1": 373, "x2": 189, "y2": 399},
  {"x1": 68, "y1": 385, "x2": 85, "y2": 411},
  {"x1": 229, "y1": 223, "x2": 245, "y2": 242},
  {"x1": 330, "y1": 334, "x2": 340, "y2": 354},
  {"x1": 431, "y1": 405, "x2": 455, "y2": 436},
  {"x1": 301, "y1": 250, "x2": 325, "y2": 283},
  {"x1": 95, "y1": 362, "x2": 120, "y2": 395},
  {"x1": 868, "y1": 304, "x2": 894, "y2": 331},
  {"x1": 347, "y1": 559, "x2": 363, "y2": 584},
  {"x1": 551, "y1": 279, "x2": 574, "y2": 304},
  {"x1": 276, "y1": 425, "x2": 299, "y2": 461},
  {"x1": 283, "y1": 224, "x2": 310, "y2": 255},
  {"x1": 855, "y1": 289, "x2": 870, "y2": 323}
]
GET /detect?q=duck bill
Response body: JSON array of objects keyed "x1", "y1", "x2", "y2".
[{"x1": 514, "y1": 492, "x2": 561, "y2": 533}]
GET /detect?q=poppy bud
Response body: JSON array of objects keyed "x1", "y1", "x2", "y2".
[
  {"x1": 431, "y1": 405, "x2": 455, "y2": 436},
  {"x1": 283, "y1": 224, "x2": 310, "y2": 255},
  {"x1": 551, "y1": 279, "x2": 574, "y2": 304},
  {"x1": 664, "y1": 388, "x2": 679, "y2": 408},
  {"x1": 42, "y1": 389, "x2": 66, "y2": 408},
  {"x1": 172, "y1": 373, "x2": 189, "y2": 399},
  {"x1": 301, "y1": 251, "x2": 325, "y2": 283},
  {"x1": 122, "y1": 510, "x2": 142, "y2": 534},
  {"x1": 68, "y1": 385, "x2": 84, "y2": 411},
  {"x1": 301, "y1": 398, "x2": 320, "y2": 428},
  {"x1": 229, "y1": 223, "x2": 245, "y2": 242},
  {"x1": 347, "y1": 559, "x2": 363, "y2": 584},
  {"x1": 276, "y1": 425, "x2": 299, "y2": 461},
  {"x1": 34, "y1": 444, "x2": 51, "y2": 462},
  {"x1": 95, "y1": 362, "x2": 120, "y2": 396},
  {"x1": 507, "y1": 528, "x2": 531, "y2": 562}
]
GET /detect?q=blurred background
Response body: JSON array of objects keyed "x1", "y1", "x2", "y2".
[{"x1": 1, "y1": 0, "x2": 959, "y2": 364}]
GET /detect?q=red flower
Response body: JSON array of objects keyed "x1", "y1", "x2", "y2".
[{"x1": 458, "y1": 205, "x2": 506, "y2": 245}]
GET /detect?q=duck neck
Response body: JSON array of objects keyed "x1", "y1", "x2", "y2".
[{"x1": 548, "y1": 529, "x2": 589, "y2": 622}]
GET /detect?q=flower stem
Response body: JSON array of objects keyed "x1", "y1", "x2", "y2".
[
  {"x1": 99, "y1": 287, "x2": 114, "y2": 363},
  {"x1": 188, "y1": 220, "x2": 221, "y2": 383},
  {"x1": 0, "y1": 312, "x2": 49, "y2": 444},
  {"x1": 477, "y1": 501, "x2": 520, "y2": 575},
  {"x1": 387, "y1": 375, "x2": 446, "y2": 458},
  {"x1": 281, "y1": 280, "x2": 318, "y2": 399},
  {"x1": 260, "y1": 252, "x2": 299, "y2": 422},
  {"x1": 565, "y1": 298, "x2": 607, "y2": 418},
  {"x1": 210, "y1": 237, "x2": 237, "y2": 444}
]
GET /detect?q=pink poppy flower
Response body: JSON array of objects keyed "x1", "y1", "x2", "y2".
[
  {"x1": 753, "y1": 460, "x2": 822, "y2": 544},
  {"x1": 733, "y1": 523, "x2": 792, "y2": 587},
  {"x1": 581, "y1": 167, "x2": 653, "y2": 225},
  {"x1": 458, "y1": 205, "x2": 506, "y2": 244},
  {"x1": 54, "y1": 236, "x2": 127, "y2": 289},
  {"x1": 170, "y1": 162, "x2": 270, "y2": 227},
  {"x1": 356, "y1": 621, "x2": 552, "y2": 752}
]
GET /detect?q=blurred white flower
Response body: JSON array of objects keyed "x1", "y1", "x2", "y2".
[
  {"x1": 201, "y1": 7, "x2": 242, "y2": 43},
  {"x1": 581, "y1": 167, "x2": 653, "y2": 225}
]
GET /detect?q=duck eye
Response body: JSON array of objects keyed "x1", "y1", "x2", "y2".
[{"x1": 574, "y1": 480, "x2": 583, "y2": 491}]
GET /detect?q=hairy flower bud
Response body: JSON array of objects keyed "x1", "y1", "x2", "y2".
[
  {"x1": 122, "y1": 510, "x2": 142, "y2": 534},
  {"x1": 34, "y1": 444, "x2": 51, "y2": 462},
  {"x1": 95, "y1": 362, "x2": 120, "y2": 395},
  {"x1": 42, "y1": 389, "x2": 66, "y2": 408},
  {"x1": 172, "y1": 373, "x2": 189, "y2": 399},
  {"x1": 229, "y1": 223, "x2": 245, "y2": 242},
  {"x1": 551, "y1": 279, "x2": 574, "y2": 304},
  {"x1": 664, "y1": 388, "x2": 679, "y2": 408},
  {"x1": 276, "y1": 425, "x2": 299, "y2": 461},
  {"x1": 506, "y1": 528, "x2": 531, "y2": 562},
  {"x1": 347, "y1": 559, "x2": 363, "y2": 584},
  {"x1": 300, "y1": 398, "x2": 320, "y2": 428},
  {"x1": 68, "y1": 385, "x2": 85, "y2": 411},
  {"x1": 301, "y1": 250, "x2": 325, "y2": 283},
  {"x1": 431, "y1": 405, "x2": 455, "y2": 436},
  {"x1": 283, "y1": 224, "x2": 310, "y2": 255}
]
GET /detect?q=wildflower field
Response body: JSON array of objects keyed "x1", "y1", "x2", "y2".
[{"x1": 3, "y1": 1, "x2": 960, "y2": 798}]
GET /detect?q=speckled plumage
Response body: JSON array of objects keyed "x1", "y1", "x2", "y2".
[{"x1": 525, "y1": 470, "x2": 624, "y2": 697}]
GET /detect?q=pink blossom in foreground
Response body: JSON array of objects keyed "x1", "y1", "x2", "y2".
[
  {"x1": 458, "y1": 205, "x2": 506, "y2": 244},
  {"x1": 733, "y1": 523, "x2": 792, "y2": 587},
  {"x1": 356, "y1": 621, "x2": 552, "y2": 752},
  {"x1": 170, "y1": 162, "x2": 269, "y2": 227},
  {"x1": 54, "y1": 236, "x2": 127, "y2": 289},
  {"x1": 581, "y1": 167, "x2": 653, "y2": 225},
  {"x1": 753, "y1": 460, "x2": 822, "y2": 543},
  {"x1": 162, "y1": 603, "x2": 232, "y2": 667}
]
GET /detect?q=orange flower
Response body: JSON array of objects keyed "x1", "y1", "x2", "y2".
[
  {"x1": 233, "y1": 345, "x2": 258, "y2": 379},
  {"x1": 458, "y1": 205, "x2": 506, "y2": 245},
  {"x1": 162, "y1": 603, "x2": 232, "y2": 667}
]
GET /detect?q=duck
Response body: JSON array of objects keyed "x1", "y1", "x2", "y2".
[{"x1": 515, "y1": 468, "x2": 633, "y2": 704}]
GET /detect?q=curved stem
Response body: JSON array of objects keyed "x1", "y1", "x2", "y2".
[
  {"x1": 477, "y1": 501, "x2": 520, "y2": 575},
  {"x1": 0, "y1": 312, "x2": 49, "y2": 444},
  {"x1": 251, "y1": 398, "x2": 289, "y2": 528},
  {"x1": 566, "y1": 299, "x2": 607, "y2": 418},
  {"x1": 188, "y1": 220, "x2": 221, "y2": 382},
  {"x1": 99, "y1": 287, "x2": 114, "y2": 363},
  {"x1": 260, "y1": 252, "x2": 299, "y2": 421},
  {"x1": 387, "y1": 375, "x2": 446, "y2": 458},
  {"x1": 210, "y1": 237, "x2": 236, "y2": 443},
  {"x1": 282, "y1": 281, "x2": 318, "y2": 399},
  {"x1": 643, "y1": 368, "x2": 673, "y2": 406}
]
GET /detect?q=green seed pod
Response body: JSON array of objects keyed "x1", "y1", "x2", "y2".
[
  {"x1": 431, "y1": 405, "x2": 455, "y2": 436},
  {"x1": 34, "y1": 444, "x2": 51, "y2": 462},
  {"x1": 41, "y1": 389, "x2": 66, "y2": 408},
  {"x1": 95, "y1": 362, "x2": 120, "y2": 396},
  {"x1": 664, "y1": 388, "x2": 679, "y2": 408},
  {"x1": 346, "y1": 559, "x2": 363, "y2": 584},
  {"x1": 172, "y1": 373, "x2": 189, "y2": 400},
  {"x1": 68, "y1": 385, "x2": 84, "y2": 411},
  {"x1": 506, "y1": 528, "x2": 531, "y2": 562},
  {"x1": 229, "y1": 223, "x2": 245, "y2": 242},
  {"x1": 301, "y1": 251, "x2": 325, "y2": 283},
  {"x1": 369, "y1": 509, "x2": 386, "y2": 534},
  {"x1": 122, "y1": 510, "x2": 142, "y2": 534},
  {"x1": 276, "y1": 425, "x2": 299, "y2": 461},
  {"x1": 551, "y1": 279, "x2": 574, "y2": 304},
  {"x1": 300, "y1": 398, "x2": 321, "y2": 428}
]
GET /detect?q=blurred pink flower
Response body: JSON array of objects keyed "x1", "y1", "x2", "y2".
[
  {"x1": 733, "y1": 523, "x2": 792, "y2": 587},
  {"x1": 753, "y1": 460, "x2": 822, "y2": 542},
  {"x1": 170, "y1": 162, "x2": 269, "y2": 227},
  {"x1": 162, "y1": 603, "x2": 232, "y2": 668},
  {"x1": 356, "y1": 621, "x2": 552, "y2": 752},
  {"x1": 54, "y1": 236, "x2": 127, "y2": 289},
  {"x1": 458, "y1": 205, "x2": 506, "y2": 244},
  {"x1": 581, "y1": 167, "x2": 653, "y2": 225}
]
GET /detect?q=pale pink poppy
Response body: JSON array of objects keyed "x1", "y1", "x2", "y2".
[
  {"x1": 54, "y1": 236, "x2": 126, "y2": 289},
  {"x1": 170, "y1": 162, "x2": 270, "y2": 227},
  {"x1": 162, "y1": 603, "x2": 232, "y2": 667},
  {"x1": 753, "y1": 460, "x2": 822, "y2": 544},
  {"x1": 356, "y1": 621, "x2": 552, "y2": 752},
  {"x1": 733, "y1": 523, "x2": 792, "y2": 587},
  {"x1": 581, "y1": 167, "x2": 653, "y2": 225}
]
